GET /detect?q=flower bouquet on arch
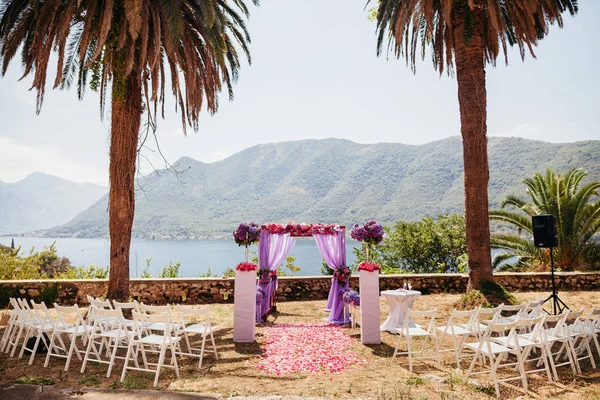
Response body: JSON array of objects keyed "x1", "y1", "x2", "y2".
[
  {"x1": 233, "y1": 222, "x2": 261, "y2": 262},
  {"x1": 351, "y1": 220, "x2": 384, "y2": 262},
  {"x1": 333, "y1": 265, "x2": 351, "y2": 285}
]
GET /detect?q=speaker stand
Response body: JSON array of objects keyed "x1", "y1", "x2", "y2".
[{"x1": 541, "y1": 248, "x2": 569, "y2": 315}]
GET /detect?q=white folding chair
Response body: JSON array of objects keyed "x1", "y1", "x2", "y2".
[
  {"x1": 7, "y1": 298, "x2": 35, "y2": 357},
  {"x1": 121, "y1": 311, "x2": 181, "y2": 387},
  {"x1": 393, "y1": 308, "x2": 440, "y2": 372},
  {"x1": 44, "y1": 304, "x2": 95, "y2": 371},
  {"x1": 465, "y1": 319, "x2": 527, "y2": 398},
  {"x1": 1, "y1": 298, "x2": 21, "y2": 353},
  {"x1": 176, "y1": 306, "x2": 218, "y2": 369},
  {"x1": 564, "y1": 308, "x2": 597, "y2": 373},
  {"x1": 529, "y1": 311, "x2": 578, "y2": 379},
  {"x1": 435, "y1": 307, "x2": 480, "y2": 367},
  {"x1": 18, "y1": 301, "x2": 57, "y2": 365},
  {"x1": 580, "y1": 307, "x2": 600, "y2": 359},
  {"x1": 492, "y1": 315, "x2": 554, "y2": 384},
  {"x1": 81, "y1": 307, "x2": 137, "y2": 378}
]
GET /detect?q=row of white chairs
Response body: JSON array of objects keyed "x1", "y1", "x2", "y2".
[
  {"x1": 392, "y1": 303, "x2": 600, "y2": 398},
  {"x1": 0, "y1": 297, "x2": 219, "y2": 387}
]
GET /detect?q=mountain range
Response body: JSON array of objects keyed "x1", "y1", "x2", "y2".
[
  {"x1": 0, "y1": 172, "x2": 106, "y2": 234},
  {"x1": 36, "y1": 136, "x2": 600, "y2": 239}
]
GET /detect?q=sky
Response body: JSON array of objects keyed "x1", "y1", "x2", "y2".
[{"x1": 0, "y1": 0, "x2": 598, "y2": 186}]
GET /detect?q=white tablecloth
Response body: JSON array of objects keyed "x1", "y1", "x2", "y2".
[{"x1": 380, "y1": 289, "x2": 421, "y2": 332}]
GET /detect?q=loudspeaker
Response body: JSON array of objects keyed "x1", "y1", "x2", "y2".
[{"x1": 532, "y1": 214, "x2": 558, "y2": 248}]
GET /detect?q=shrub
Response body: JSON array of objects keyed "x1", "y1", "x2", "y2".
[
  {"x1": 158, "y1": 261, "x2": 181, "y2": 278},
  {"x1": 57, "y1": 265, "x2": 108, "y2": 279},
  {"x1": 353, "y1": 214, "x2": 467, "y2": 274}
]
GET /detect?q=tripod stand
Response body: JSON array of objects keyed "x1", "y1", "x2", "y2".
[{"x1": 541, "y1": 248, "x2": 569, "y2": 315}]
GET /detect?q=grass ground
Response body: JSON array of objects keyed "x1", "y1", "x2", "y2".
[{"x1": 1, "y1": 291, "x2": 600, "y2": 399}]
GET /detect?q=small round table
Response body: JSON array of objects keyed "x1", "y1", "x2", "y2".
[{"x1": 380, "y1": 289, "x2": 422, "y2": 333}]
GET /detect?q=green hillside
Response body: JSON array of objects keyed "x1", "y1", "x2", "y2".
[{"x1": 42, "y1": 137, "x2": 600, "y2": 239}]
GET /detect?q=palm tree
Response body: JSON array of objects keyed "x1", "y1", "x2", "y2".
[
  {"x1": 371, "y1": 0, "x2": 578, "y2": 289},
  {"x1": 490, "y1": 169, "x2": 600, "y2": 271},
  {"x1": 0, "y1": 0, "x2": 257, "y2": 299}
]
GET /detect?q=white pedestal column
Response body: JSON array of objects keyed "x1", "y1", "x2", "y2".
[
  {"x1": 359, "y1": 270, "x2": 381, "y2": 344},
  {"x1": 233, "y1": 270, "x2": 256, "y2": 342}
]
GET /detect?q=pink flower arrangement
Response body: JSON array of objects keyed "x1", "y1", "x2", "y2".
[
  {"x1": 236, "y1": 262, "x2": 258, "y2": 272},
  {"x1": 357, "y1": 262, "x2": 381, "y2": 272},
  {"x1": 256, "y1": 323, "x2": 366, "y2": 375},
  {"x1": 261, "y1": 223, "x2": 344, "y2": 237}
]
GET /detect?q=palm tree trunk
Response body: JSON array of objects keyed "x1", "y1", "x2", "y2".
[
  {"x1": 452, "y1": 12, "x2": 494, "y2": 289},
  {"x1": 106, "y1": 71, "x2": 142, "y2": 300}
]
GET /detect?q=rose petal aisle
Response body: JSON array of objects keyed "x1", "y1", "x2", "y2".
[{"x1": 256, "y1": 323, "x2": 365, "y2": 375}]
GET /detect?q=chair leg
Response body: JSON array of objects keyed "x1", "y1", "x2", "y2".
[
  {"x1": 120, "y1": 341, "x2": 134, "y2": 383},
  {"x1": 171, "y1": 342, "x2": 180, "y2": 378},
  {"x1": 489, "y1": 354, "x2": 501, "y2": 399},
  {"x1": 81, "y1": 336, "x2": 98, "y2": 373},
  {"x1": 199, "y1": 333, "x2": 207, "y2": 370},
  {"x1": 433, "y1": 336, "x2": 441, "y2": 369},
  {"x1": 515, "y1": 351, "x2": 528, "y2": 391},
  {"x1": 210, "y1": 330, "x2": 218, "y2": 360},
  {"x1": 154, "y1": 344, "x2": 167, "y2": 388},
  {"x1": 65, "y1": 334, "x2": 79, "y2": 371},
  {"x1": 44, "y1": 332, "x2": 57, "y2": 368},
  {"x1": 407, "y1": 335, "x2": 413, "y2": 373},
  {"x1": 106, "y1": 336, "x2": 121, "y2": 378},
  {"x1": 18, "y1": 326, "x2": 32, "y2": 359},
  {"x1": 28, "y1": 329, "x2": 42, "y2": 365},
  {"x1": 10, "y1": 324, "x2": 25, "y2": 357}
]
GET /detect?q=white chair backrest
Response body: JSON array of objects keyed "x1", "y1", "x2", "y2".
[
  {"x1": 88, "y1": 296, "x2": 113, "y2": 310},
  {"x1": 501, "y1": 303, "x2": 525, "y2": 317},
  {"x1": 31, "y1": 301, "x2": 53, "y2": 325},
  {"x1": 140, "y1": 303, "x2": 171, "y2": 314},
  {"x1": 113, "y1": 300, "x2": 141, "y2": 313},
  {"x1": 53, "y1": 304, "x2": 85, "y2": 331},
  {"x1": 543, "y1": 311, "x2": 569, "y2": 337},
  {"x1": 177, "y1": 306, "x2": 210, "y2": 327},
  {"x1": 17, "y1": 298, "x2": 31, "y2": 310},
  {"x1": 406, "y1": 308, "x2": 437, "y2": 333},
  {"x1": 89, "y1": 306, "x2": 126, "y2": 332},
  {"x1": 477, "y1": 304, "x2": 504, "y2": 324},
  {"x1": 580, "y1": 307, "x2": 600, "y2": 332},
  {"x1": 447, "y1": 307, "x2": 479, "y2": 328}
]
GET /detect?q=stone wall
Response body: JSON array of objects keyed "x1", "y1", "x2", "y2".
[{"x1": 1, "y1": 272, "x2": 599, "y2": 306}]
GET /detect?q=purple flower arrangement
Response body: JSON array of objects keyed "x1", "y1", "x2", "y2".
[
  {"x1": 351, "y1": 220, "x2": 384, "y2": 245},
  {"x1": 333, "y1": 265, "x2": 351, "y2": 285},
  {"x1": 258, "y1": 269, "x2": 277, "y2": 284},
  {"x1": 233, "y1": 222, "x2": 261, "y2": 247},
  {"x1": 342, "y1": 290, "x2": 360, "y2": 307}
]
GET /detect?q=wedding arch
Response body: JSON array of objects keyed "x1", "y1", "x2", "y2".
[
  {"x1": 255, "y1": 223, "x2": 349, "y2": 324},
  {"x1": 233, "y1": 221, "x2": 381, "y2": 345}
]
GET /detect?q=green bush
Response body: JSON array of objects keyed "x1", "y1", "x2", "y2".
[
  {"x1": 57, "y1": 265, "x2": 108, "y2": 279},
  {"x1": 158, "y1": 261, "x2": 181, "y2": 278},
  {"x1": 353, "y1": 214, "x2": 467, "y2": 274}
]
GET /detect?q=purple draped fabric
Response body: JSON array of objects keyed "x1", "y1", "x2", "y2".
[
  {"x1": 314, "y1": 230, "x2": 349, "y2": 324},
  {"x1": 256, "y1": 231, "x2": 296, "y2": 322}
]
